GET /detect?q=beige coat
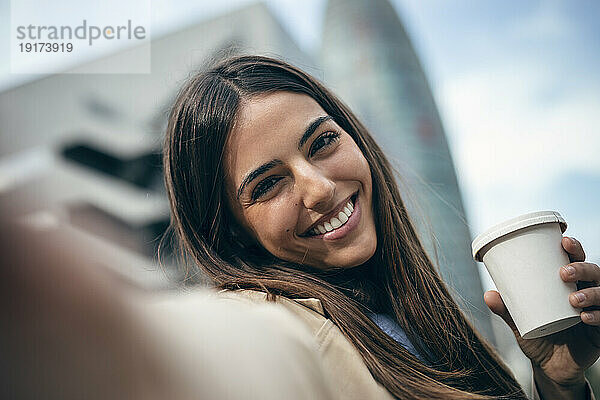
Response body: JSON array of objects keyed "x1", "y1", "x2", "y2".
[{"x1": 216, "y1": 289, "x2": 596, "y2": 400}]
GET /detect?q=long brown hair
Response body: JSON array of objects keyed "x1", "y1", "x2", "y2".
[{"x1": 162, "y1": 54, "x2": 527, "y2": 399}]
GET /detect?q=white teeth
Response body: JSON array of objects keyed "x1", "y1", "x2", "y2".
[
  {"x1": 306, "y1": 197, "x2": 356, "y2": 236},
  {"x1": 330, "y1": 217, "x2": 342, "y2": 229}
]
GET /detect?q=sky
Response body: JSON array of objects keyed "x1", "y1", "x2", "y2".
[
  {"x1": 390, "y1": 0, "x2": 600, "y2": 287},
  {"x1": 1, "y1": 0, "x2": 598, "y2": 288}
]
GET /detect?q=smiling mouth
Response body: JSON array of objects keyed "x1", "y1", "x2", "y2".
[{"x1": 301, "y1": 192, "x2": 358, "y2": 237}]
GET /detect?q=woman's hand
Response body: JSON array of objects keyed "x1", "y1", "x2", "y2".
[{"x1": 484, "y1": 236, "x2": 600, "y2": 389}]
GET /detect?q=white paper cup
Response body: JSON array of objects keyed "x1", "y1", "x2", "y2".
[{"x1": 472, "y1": 211, "x2": 581, "y2": 339}]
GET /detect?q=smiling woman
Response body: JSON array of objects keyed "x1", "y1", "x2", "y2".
[
  {"x1": 162, "y1": 55, "x2": 537, "y2": 399},
  {"x1": 224, "y1": 92, "x2": 377, "y2": 269}
]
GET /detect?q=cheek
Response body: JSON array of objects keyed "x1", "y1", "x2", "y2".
[
  {"x1": 355, "y1": 151, "x2": 371, "y2": 183},
  {"x1": 246, "y1": 198, "x2": 297, "y2": 248},
  {"x1": 349, "y1": 145, "x2": 372, "y2": 189},
  {"x1": 330, "y1": 143, "x2": 372, "y2": 183}
]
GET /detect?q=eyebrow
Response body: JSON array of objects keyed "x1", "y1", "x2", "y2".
[
  {"x1": 298, "y1": 115, "x2": 332, "y2": 150},
  {"x1": 236, "y1": 115, "x2": 333, "y2": 200}
]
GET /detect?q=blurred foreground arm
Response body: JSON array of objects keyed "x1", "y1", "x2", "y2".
[{"x1": 0, "y1": 216, "x2": 333, "y2": 400}]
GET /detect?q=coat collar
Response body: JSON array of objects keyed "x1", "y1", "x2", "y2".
[
  {"x1": 218, "y1": 288, "x2": 326, "y2": 317},
  {"x1": 292, "y1": 297, "x2": 325, "y2": 316}
]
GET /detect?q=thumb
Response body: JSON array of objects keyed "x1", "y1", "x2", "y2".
[{"x1": 484, "y1": 290, "x2": 522, "y2": 339}]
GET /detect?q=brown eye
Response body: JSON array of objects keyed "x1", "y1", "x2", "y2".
[
  {"x1": 251, "y1": 176, "x2": 283, "y2": 201},
  {"x1": 309, "y1": 131, "x2": 340, "y2": 157}
]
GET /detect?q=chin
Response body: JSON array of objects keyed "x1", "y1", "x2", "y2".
[
  {"x1": 342, "y1": 252, "x2": 376, "y2": 269},
  {"x1": 323, "y1": 245, "x2": 377, "y2": 270}
]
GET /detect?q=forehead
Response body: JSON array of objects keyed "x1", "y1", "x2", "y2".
[{"x1": 225, "y1": 92, "x2": 327, "y2": 182}]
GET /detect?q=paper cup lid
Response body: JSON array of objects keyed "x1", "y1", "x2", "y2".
[{"x1": 471, "y1": 211, "x2": 567, "y2": 262}]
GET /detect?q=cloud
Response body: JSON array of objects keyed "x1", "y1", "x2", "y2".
[
  {"x1": 507, "y1": 0, "x2": 575, "y2": 41},
  {"x1": 440, "y1": 65, "x2": 600, "y2": 196}
]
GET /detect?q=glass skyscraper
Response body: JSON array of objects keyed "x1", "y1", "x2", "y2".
[{"x1": 320, "y1": 0, "x2": 495, "y2": 343}]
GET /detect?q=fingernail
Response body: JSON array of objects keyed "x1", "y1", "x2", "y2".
[
  {"x1": 583, "y1": 312, "x2": 594, "y2": 322},
  {"x1": 574, "y1": 292, "x2": 586, "y2": 303},
  {"x1": 564, "y1": 266, "x2": 576, "y2": 276}
]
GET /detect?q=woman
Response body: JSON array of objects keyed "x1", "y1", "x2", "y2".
[{"x1": 162, "y1": 54, "x2": 599, "y2": 399}]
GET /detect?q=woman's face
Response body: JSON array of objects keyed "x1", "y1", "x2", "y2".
[{"x1": 224, "y1": 92, "x2": 377, "y2": 270}]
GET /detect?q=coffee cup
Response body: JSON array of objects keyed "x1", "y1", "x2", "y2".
[{"x1": 472, "y1": 211, "x2": 581, "y2": 339}]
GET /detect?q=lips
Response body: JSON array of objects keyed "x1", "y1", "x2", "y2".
[{"x1": 300, "y1": 191, "x2": 358, "y2": 237}]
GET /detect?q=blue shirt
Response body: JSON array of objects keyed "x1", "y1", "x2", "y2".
[{"x1": 366, "y1": 312, "x2": 428, "y2": 364}]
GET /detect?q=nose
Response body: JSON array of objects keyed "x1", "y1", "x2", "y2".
[{"x1": 294, "y1": 163, "x2": 335, "y2": 212}]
